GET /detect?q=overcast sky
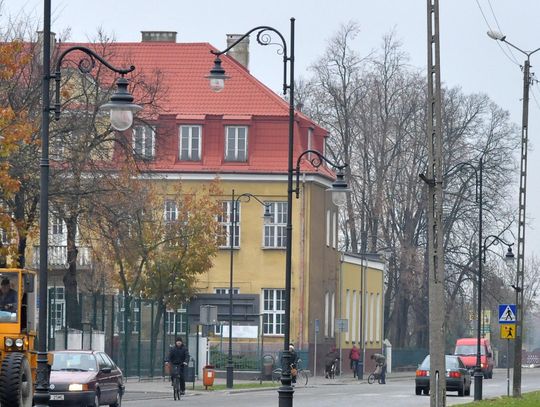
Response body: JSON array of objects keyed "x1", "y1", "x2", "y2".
[{"x1": 4, "y1": 0, "x2": 540, "y2": 259}]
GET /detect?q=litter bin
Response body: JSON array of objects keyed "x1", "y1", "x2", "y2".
[
  {"x1": 262, "y1": 355, "x2": 275, "y2": 380},
  {"x1": 203, "y1": 365, "x2": 215, "y2": 388},
  {"x1": 356, "y1": 361, "x2": 364, "y2": 380}
]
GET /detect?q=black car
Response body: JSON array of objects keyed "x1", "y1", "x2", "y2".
[
  {"x1": 49, "y1": 350, "x2": 124, "y2": 406},
  {"x1": 415, "y1": 354, "x2": 471, "y2": 397}
]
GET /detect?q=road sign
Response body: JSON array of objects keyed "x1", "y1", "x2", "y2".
[
  {"x1": 500, "y1": 324, "x2": 516, "y2": 339},
  {"x1": 499, "y1": 304, "x2": 516, "y2": 323},
  {"x1": 314, "y1": 319, "x2": 320, "y2": 333},
  {"x1": 336, "y1": 318, "x2": 348, "y2": 333}
]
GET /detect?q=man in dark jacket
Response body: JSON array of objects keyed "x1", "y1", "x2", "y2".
[
  {"x1": 166, "y1": 337, "x2": 190, "y2": 394},
  {"x1": 0, "y1": 278, "x2": 17, "y2": 312}
]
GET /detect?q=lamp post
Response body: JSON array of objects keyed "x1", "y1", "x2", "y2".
[
  {"x1": 487, "y1": 30, "x2": 540, "y2": 397},
  {"x1": 447, "y1": 157, "x2": 516, "y2": 400},
  {"x1": 208, "y1": 21, "x2": 349, "y2": 405},
  {"x1": 226, "y1": 190, "x2": 271, "y2": 389},
  {"x1": 38, "y1": 2, "x2": 140, "y2": 405}
]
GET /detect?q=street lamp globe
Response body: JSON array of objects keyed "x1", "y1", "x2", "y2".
[
  {"x1": 100, "y1": 77, "x2": 142, "y2": 131},
  {"x1": 327, "y1": 170, "x2": 350, "y2": 207},
  {"x1": 207, "y1": 57, "x2": 229, "y2": 93},
  {"x1": 504, "y1": 246, "x2": 515, "y2": 268}
]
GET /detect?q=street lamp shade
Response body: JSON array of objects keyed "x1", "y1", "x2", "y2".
[
  {"x1": 100, "y1": 77, "x2": 142, "y2": 131},
  {"x1": 207, "y1": 56, "x2": 229, "y2": 92},
  {"x1": 504, "y1": 246, "x2": 515, "y2": 268},
  {"x1": 327, "y1": 170, "x2": 351, "y2": 207},
  {"x1": 487, "y1": 30, "x2": 506, "y2": 41},
  {"x1": 263, "y1": 205, "x2": 272, "y2": 225}
]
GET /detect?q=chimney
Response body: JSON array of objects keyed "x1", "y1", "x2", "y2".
[
  {"x1": 36, "y1": 31, "x2": 56, "y2": 63},
  {"x1": 141, "y1": 31, "x2": 177, "y2": 43},
  {"x1": 226, "y1": 34, "x2": 249, "y2": 69}
]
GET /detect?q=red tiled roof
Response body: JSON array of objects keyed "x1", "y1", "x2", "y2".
[{"x1": 58, "y1": 42, "x2": 290, "y2": 117}]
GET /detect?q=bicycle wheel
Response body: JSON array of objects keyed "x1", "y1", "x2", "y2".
[
  {"x1": 367, "y1": 373, "x2": 375, "y2": 384},
  {"x1": 272, "y1": 368, "x2": 282, "y2": 384},
  {"x1": 173, "y1": 376, "x2": 181, "y2": 400},
  {"x1": 297, "y1": 370, "x2": 309, "y2": 387}
]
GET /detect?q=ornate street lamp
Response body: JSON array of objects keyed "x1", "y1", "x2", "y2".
[
  {"x1": 208, "y1": 18, "x2": 296, "y2": 407},
  {"x1": 38, "y1": 2, "x2": 141, "y2": 405},
  {"x1": 226, "y1": 191, "x2": 271, "y2": 389}
]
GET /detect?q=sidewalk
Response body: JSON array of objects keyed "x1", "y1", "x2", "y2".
[{"x1": 123, "y1": 370, "x2": 416, "y2": 399}]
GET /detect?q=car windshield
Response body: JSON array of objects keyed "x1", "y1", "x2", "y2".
[
  {"x1": 52, "y1": 353, "x2": 97, "y2": 372},
  {"x1": 419, "y1": 355, "x2": 462, "y2": 370},
  {"x1": 0, "y1": 272, "x2": 18, "y2": 323},
  {"x1": 455, "y1": 345, "x2": 485, "y2": 355}
]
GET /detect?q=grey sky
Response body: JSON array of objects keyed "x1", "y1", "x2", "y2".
[{"x1": 4, "y1": 0, "x2": 540, "y2": 259}]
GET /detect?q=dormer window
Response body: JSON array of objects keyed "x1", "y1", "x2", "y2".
[
  {"x1": 133, "y1": 125, "x2": 155, "y2": 160},
  {"x1": 225, "y1": 126, "x2": 247, "y2": 162},
  {"x1": 179, "y1": 125, "x2": 201, "y2": 161}
]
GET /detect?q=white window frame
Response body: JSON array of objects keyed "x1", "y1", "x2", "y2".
[
  {"x1": 133, "y1": 125, "x2": 155, "y2": 159},
  {"x1": 264, "y1": 202, "x2": 287, "y2": 248},
  {"x1": 345, "y1": 289, "x2": 351, "y2": 343},
  {"x1": 49, "y1": 286, "x2": 65, "y2": 333},
  {"x1": 218, "y1": 201, "x2": 240, "y2": 248},
  {"x1": 332, "y1": 212, "x2": 337, "y2": 249},
  {"x1": 164, "y1": 200, "x2": 178, "y2": 222},
  {"x1": 179, "y1": 125, "x2": 202, "y2": 161},
  {"x1": 324, "y1": 291, "x2": 329, "y2": 337},
  {"x1": 117, "y1": 295, "x2": 140, "y2": 334},
  {"x1": 165, "y1": 308, "x2": 188, "y2": 335},
  {"x1": 262, "y1": 289, "x2": 285, "y2": 336},
  {"x1": 351, "y1": 290, "x2": 357, "y2": 343},
  {"x1": 376, "y1": 293, "x2": 381, "y2": 342},
  {"x1": 331, "y1": 292, "x2": 335, "y2": 338},
  {"x1": 225, "y1": 126, "x2": 248, "y2": 161},
  {"x1": 326, "y1": 210, "x2": 330, "y2": 247}
]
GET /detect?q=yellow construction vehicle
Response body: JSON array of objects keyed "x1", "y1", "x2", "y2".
[{"x1": 0, "y1": 268, "x2": 36, "y2": 406}]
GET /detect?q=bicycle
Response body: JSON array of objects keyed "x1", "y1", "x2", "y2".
[
  {"x1": 325, "y1": 358, "x2": 339, "y2": 379},
  {"x1": 367, "y1": 366, "x2": 383, "y2": 384},
  {"x1": 169, "y1": 364, "x2": 184, "y2": 401},
  {"x1": 271, "y1": 359, "x2": 309, "y2": 387}
]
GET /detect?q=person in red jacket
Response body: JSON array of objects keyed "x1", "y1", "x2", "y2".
[{"x1": 349, "y1": 345, "x2": 360, "y2": 378}]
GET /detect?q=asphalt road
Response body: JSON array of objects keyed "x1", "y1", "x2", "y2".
[{"x1": 123, "y1": 368, "x2": 540, "y2": 407}]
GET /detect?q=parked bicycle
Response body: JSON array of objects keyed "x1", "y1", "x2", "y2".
[{"x1": 271, "y1": 359, "x2": 309, "y2": 387}]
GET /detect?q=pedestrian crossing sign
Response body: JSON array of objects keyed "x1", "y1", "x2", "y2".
[
  {"x1": 500, "y1": 324, "x2": 516, "y2": 339},
  {"x1": 498, "y1": 304, "x2": 516, "y2": 323}
]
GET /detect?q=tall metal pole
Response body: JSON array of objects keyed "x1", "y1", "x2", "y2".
[
  {"x1": 35, "y1": 0, "x2": 52, "y2": 405},
  {"x1": 474, "y1": 157, "x2": 484, "y2": 400},
  {"x1": 227, "y1": 190, "x2": 236, "y2": 388},
  {"x1": 280, "y1": 17, "x2": 295, "y2": 407},
  {"x1": 425, "y1": 1, "x2": 446, "y2": 406},
  {"x1": 513, "y1": 56, "x2": 530, "y2": 398}
]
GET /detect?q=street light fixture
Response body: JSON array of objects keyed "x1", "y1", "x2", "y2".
[
  {"x1": 208, "y1": 18, "x2": 297, "y2": 407},
  {"x1": 38, "y1": 2, "x2": 140, "y2": 405},
  {"x1": 226, "y1": 190, "x2": 271, "y2": 389},
  {"x1": 487, "y1": 30, "x2": 540, "y2": 398},
  {"x1": 209, "y1": 20, "x2": 350, "y2": 406}
]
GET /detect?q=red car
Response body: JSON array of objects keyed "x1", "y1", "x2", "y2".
[{"x1": 49, "y1": 350, "x2": 124, "y2": 406}]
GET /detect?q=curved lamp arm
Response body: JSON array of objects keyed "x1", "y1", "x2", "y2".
[
  {"x1": 209, "y1": 25, "x2": 290, "y2": 95},
  {"x1": 294, "y1": 149, "x2": 348, "y2": 198},
  {"x1": 483, "y1": 234, "x2": 514, "y2": 264},
  {"x1": 53, "y1": 46, "x2": 136, "y2": 120},
  {"x1": 444, "y1": 160, "x2": 481, "y2": 203}
]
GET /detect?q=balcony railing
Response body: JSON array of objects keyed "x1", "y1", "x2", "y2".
[{"x1": 31, "y1": 246, "x2": 92, "y2": 268}]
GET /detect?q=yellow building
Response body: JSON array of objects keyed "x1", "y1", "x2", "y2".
[{"x1": 338, "y1": 253, "x2": 385, "y2": 375}]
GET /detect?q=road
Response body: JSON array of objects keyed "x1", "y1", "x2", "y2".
[{"x1": 123, "y1": 368, "x2": 540, "y2": 406}]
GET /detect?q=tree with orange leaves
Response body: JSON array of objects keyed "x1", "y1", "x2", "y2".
[{"x1": 0, "y1": 40, "x2": 39, "y2": 266}]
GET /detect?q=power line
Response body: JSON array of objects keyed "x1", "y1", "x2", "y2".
[
  {"x1": 474, "y1": 0, "x2": 520, "y2": 66},
  {"x1": 486, "y1": 0, "x2": 521, "y2": 65}
]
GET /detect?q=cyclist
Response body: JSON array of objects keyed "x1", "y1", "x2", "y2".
[
  {"x1": 289, "y1": 343, "x2": 298, "y2": 385},
  {"x1": 165, "y1": 337, "x2": 190, "y2": 395},
  {"x1": 324, "y1": 347, "x2": 339, "y2": 378},
  {"x1": 371, "y1": 352, "x2": 387, "y2": 384}
]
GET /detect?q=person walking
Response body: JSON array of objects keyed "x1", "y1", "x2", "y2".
[
  {"x1": 324, "y1": 347, "x2": 339, "y2": 378},
  {"x1": 349, "y1": 345, "x2": 360, "y2": 378},
  {"x1": 165, "y1": 337, "x2": 190, "y2": 395},
  {"x1": 371, "y1": 352, "x2": 387, "y2": 384}
]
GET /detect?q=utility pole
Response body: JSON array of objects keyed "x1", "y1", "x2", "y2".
[{"x1": 423, "y1": 1, "x2": 446, "y2": 406}]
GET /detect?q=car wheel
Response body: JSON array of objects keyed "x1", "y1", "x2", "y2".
[
  {"x1": 423, "y1": 388, "x2": 429, "y2": 395},
  {"x1": 415, "y1": 387, "x2": 422, "y2": 396},
  {"x1": 90, "y1": 392, "x2": 100, "y2": 407},
  {"x1": 110, "y1": 389, "x2": 122, "y2": 407},
  {"x1": 458, "y1": 382, "x2": 464, "y2": 397},
  {"x1": 465, "y1": 383, "x2": 471, "y2": 396},
  {"x1": 488, "y1": 370, "x2": 493, "y2": 379}
]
